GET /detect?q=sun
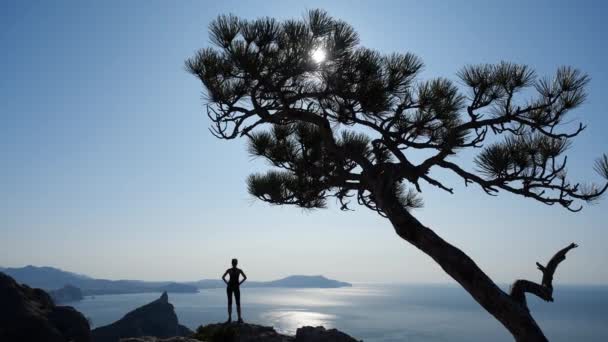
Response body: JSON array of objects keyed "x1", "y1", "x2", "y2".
[{"x1": 311, "y1": 48, "x2": 326, "y2": 63}]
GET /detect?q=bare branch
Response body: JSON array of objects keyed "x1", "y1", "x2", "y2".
[{"x1": 510, "y1": 243, "x2": 578, "y2": 307}]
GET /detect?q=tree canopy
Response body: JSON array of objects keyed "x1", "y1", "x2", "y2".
[{"x1": 187, "y1": 10, "x2": 607, "y2": 215}]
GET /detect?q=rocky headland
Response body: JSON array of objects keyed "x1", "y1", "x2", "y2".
[
  {"x1": 91, "y1": 292, "x2": 192, "y2": 342},
  {"x1": 49, "y1": 284, "x2": 85, "y2": 303}
]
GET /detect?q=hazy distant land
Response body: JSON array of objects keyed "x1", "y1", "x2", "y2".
[{"x1": 1, "y1": 265, "x2": 351, "y2": 297}]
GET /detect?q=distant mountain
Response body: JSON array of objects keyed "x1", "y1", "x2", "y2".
[
  {"x1": 2, "y1": 266, "x2": 350, "y2": 296},
  {"x1": 187, "y1": 279, "x2": 225, "y2": 289},
  {"x1": 248, "y1": 275, "x2": 352, "y2": 288},
  {"x1": 2, "y1": 265, "x2": 91, "y2": 290},
  {"x1": 157, "y1": 282, "x2": 199, "y2": 293},
  {"x1": 2, "y1": 266, "x2": 198, "y2": 295},
  {"x1": 188, "y1": 275, "x2": 352, "y2": 289}
]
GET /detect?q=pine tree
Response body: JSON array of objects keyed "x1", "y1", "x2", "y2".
[{"x1": 186, "y1": 10, "x2": 608, "y2": 341}]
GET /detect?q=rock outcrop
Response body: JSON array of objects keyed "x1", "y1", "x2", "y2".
[
  {"x1": 193, "y1": 323, "x2": 292, "y2": 342},
  {"x1": 50, "y1": 284, "x2": 85, "y2": 303},
  {"x1": 295, "y1": 326, "x2": 359, "y2": 342},
  {"x1": 120, "y1": 338, "x2": 200, "y2": 342},
  {"x1": 0, "y1": 271, "x2": 91, "y2": 342},
  {"x1": 92, "y1": 292, "x2": 192, "y2": 342},
  {"x1": 190, "y1": 323, "x2": 359, "y2": 342}
]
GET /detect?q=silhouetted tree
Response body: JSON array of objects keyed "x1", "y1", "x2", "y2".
[{"x1": 187, "y1": 10, "x2": 608, "y2": 341}]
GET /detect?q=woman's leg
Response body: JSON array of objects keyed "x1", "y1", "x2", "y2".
[
  {"x1": 226, "y1": 286, "x2": 233, "y2": 322},
  {"x1": 235, "y1": 287, "x2": 242, "y2": 321}
]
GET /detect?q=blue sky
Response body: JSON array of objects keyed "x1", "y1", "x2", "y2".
[{"x1": 1, "y1": 0, "x2": 607, "y2": 284}]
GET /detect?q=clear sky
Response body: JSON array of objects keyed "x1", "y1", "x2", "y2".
[{"x1": 1, "y1": 0, "x2": 607, "y2": 284}]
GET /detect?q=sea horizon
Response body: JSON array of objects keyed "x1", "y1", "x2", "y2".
[
  {"x1": 71, "y1": 283, "x2": 608, "y2": 342},
  {"x1": 3, "y1": 264, "x2": 608, "y2": 288}
]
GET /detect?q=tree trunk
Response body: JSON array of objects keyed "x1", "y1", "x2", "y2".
[{"x1": 375, "y1": 188, "x2": 548, "y2": 341}]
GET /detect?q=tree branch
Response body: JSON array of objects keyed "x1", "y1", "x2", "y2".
[{"x1": 510, "y1": 243, "x2": 578, "y2": 307}]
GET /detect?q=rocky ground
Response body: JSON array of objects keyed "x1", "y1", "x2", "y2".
[
  {"x1": 120, "y1": 338, "x2": 200, "y2": 342},
  {"x1": 122, "y1": 323, "x2": 360, "y2": 342}
]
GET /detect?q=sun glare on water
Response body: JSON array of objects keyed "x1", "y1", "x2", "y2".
[
  {"x1": 311, "y1": 48, "x2": 326, "y2": 63},
  {"x1": 261, "y1": 310, "x2": 336, "y2": 335}
]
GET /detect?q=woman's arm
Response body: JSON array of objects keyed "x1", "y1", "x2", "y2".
[
  {"x1": 222, "y1": 270, "x2": 229, "y2": 285},
  {"x1": 239, "y1": 270, "x2": 247, "y2": 285}
]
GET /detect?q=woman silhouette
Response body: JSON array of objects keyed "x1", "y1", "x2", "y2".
[{"x1": 222, "y1": 258, "x2": 247, "y2": 323}]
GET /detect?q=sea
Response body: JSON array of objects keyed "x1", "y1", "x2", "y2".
[{"x1": 72, "y1": 284, "x2": 608, "y2": 342}]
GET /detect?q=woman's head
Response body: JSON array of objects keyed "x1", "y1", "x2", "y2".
[{"x1": 232, "y1": 258, "x2": 238, "y2": 267}]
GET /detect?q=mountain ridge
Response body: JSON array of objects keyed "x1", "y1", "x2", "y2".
[
  {"x1": 2, "y1": 266, "x2": 198, "y2": 295},
  {"x1": 2, "y1": 266, "x2": 352, "y2": 296}
]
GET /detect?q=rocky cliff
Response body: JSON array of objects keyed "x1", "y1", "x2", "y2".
[
  {"x1": 0, "y1": 272, "x2": 91, "y2": 342},
  {"x1": 92, "y1": 292, "x2": 192, "y2": 342}
]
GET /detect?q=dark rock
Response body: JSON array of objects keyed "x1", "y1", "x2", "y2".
[
  {"x1": 193, "y1": 323, "x2": 294, "y2": 342},
  {"x1": 191, "y1": 323, "x2": 361, "y2": 342},
  {"x1": 92, "y1": 291, "x2": 193, "y2": 342},
  {"x1": 0, "y1": 271, "x2": 91, "y2": 342},
  {"x1": 295, "y1": 326, "x2": 360, "y2": 342},
  {"x1": 120, "y1": 338, "x2": 200, "y2": 342},
  {"x1": 50, "y1": 284, "x2": 85, "y2": 303},
  {"x1": 50, "y1": 306, "x2": 93, "y2": 342}
]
